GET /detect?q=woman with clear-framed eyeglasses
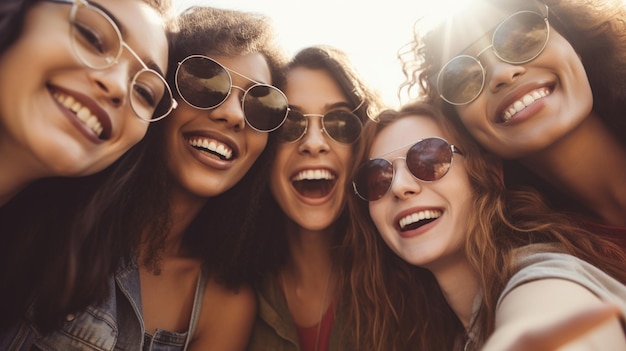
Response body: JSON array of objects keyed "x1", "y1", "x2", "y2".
[
  {"x1": 0, "y1": 0, "x2": 176, "y2": 207},
  {"x1": 2, "y1": 5, "x2": 290, "y2": 351},
  {"x1": 0, "y1": 0, "x2": 175, "y2": 337},
  {"x1": 401, "y1": 0, "x2": 626, "y2": 249},
  {"x1": 246, "y1": 45, "x2": 384, "y2": 351},
  {"x1": 344, "y1": 101, "x2": 626, "y2": 350}
]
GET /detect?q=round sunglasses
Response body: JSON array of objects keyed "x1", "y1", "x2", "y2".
[
  {"x1": 436, "y1": 3, "x2": 550, "y2": 105},
  {"x1": 47, "y1": 0, "x2": 176, "y2": 122},
  {"x1": 352, "y1": 137, "x2": 463, "y2": 201},
  {"x1": 175, "y1": 55, "x2": 289, "y2": 132},
  {"x1": 277, "y1": 109, "x2": 363, "y2": 144}
]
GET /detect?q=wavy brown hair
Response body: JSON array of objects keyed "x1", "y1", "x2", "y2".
[{"x1": 342, "y1": 101, "x2": 626, "y2": 349}]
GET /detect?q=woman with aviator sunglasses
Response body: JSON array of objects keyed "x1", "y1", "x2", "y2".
[
  {"x1": 345, "y1": 101, "x2": 626, "y2": 350},
  {"x1": 402, "y1": 0, "x2": 626, "y2": 247},
  {"x1": 0, "y1": 0, "x2": 175, "y2": 334},
  {"x1": 2, "y1": 5, "x2": 288, "y2": 351},
  {"x1": 246, "y1": 45, "x2": 384, "y2": 351}
]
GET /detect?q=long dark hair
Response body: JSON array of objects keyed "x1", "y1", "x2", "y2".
[
  {"x1": 251, "y1": 45, "x2": 385, "y2": 283},
  {"x1": 0, "y1": 0, "x2": 174, "y2": 332}
]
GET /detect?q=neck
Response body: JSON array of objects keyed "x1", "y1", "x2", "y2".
[
  {"x1": 428, "y1": 256, "x2": 479, "y2": 330},
  {"x1": 520, "y1": 113, "x2": 626, "y2": 226}
]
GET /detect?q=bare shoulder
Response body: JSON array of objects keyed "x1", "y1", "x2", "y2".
[{"x1": 187, "y1": 278, "x2": 257, "y2": 351}]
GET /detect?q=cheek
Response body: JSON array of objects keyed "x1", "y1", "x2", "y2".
[{"x1": 369, "y1": 201, "x2": 389, "y2": 233}]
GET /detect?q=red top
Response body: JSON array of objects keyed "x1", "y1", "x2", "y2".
[{"x1": 295, "y1": 303, "x2": 335, "y2": 351}]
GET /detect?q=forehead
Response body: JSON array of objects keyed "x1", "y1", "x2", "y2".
[
  {"x1": 439, "y1": 1, "x2": 542, "y2": 62},
  {"x1": 370, "y1": 115, "x2": 449, "y2": 158},
  {"x1": 284, "y1": 67, "x2": 349, "y2": 110}
]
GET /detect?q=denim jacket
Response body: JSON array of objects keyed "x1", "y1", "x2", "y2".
[{"x1": 0, "y1": 258, "x2": 205, "y2": 351}]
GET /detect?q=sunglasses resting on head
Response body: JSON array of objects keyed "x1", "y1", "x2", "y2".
[
  {"x1": 436, "y1": 2, "x2": 550, "y2": 105},
  {"x1": 353, "y1": 137, "x2": 463, "y2": 201},
  {"x1": 175, "y1": 55, "x2": 289, "y2": 132}
]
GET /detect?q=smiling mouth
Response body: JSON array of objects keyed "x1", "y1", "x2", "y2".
[
  {"x1": 53, "y1": 90, "x2": 107, "y2": 139},
  {"x1": 500, "y1": 86, "x2": 552, "y2": 123},
  {"x1": 187, "y1": 136, "x2": 234, "y2": 160},
  {"x1": 291, "y1": 169, "x2": 337, "y2": 199},
  {"x1": 399, "y1": 209, "x2": 442, "y2": 231}
]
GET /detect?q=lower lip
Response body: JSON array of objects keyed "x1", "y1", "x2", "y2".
[
  {"x1": 185, "y1": 140, "x2": 234, "y2": 170},
  {"x1": 51, "y1": 93, "x2": 103, "y2": 144},
  {"x1": 500, "y1": 97, "x2": 547, "y2": 126},
  {"x1": 398, "y1": 216, "x2": 440, "y2": 239}
]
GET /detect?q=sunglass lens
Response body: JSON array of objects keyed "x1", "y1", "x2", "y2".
[
  {"x1": 243, "y1": 85, "x2": 288, "y2": 132},
  {"x1": 438, "y1": 56, "x2": 484, "y2": 105},
  {"x1": 278, "y1": 110, "x2": 307, "y2": 142},
  {"x1": 176, "y1": 56, "x2": 230, "y2": 109},
  {"x1": 494, "y1": 11, "x2": 548, "y2": 63},
  {"x1": 354, "y1": 159, "x2": 394, "y2": 201},
  {"x1": 71, "y1": 4, "x2": 122, "y2": 69},
  {"x1": 323, "y1": 111, "x2": 362, "y2": 144},
  {"x1": 407, "y1": 138, "x2": 453, "y2": 181}
]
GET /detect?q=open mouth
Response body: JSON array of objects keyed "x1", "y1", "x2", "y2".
[
  {"x1": 52, "y1": 90, "x2": 110, "y2": 139},
  {"x1": 187, "y1": 136, "x2": 235, "y2": 160},
  {"x1": 398, "y1": 209, "x2": 442, "y2": 232},
  {"x1": 499, "y1": 86, "x2": 552, "y2": 123},
  {"x1": 291, "y1": 169, "x2": 337, "y2": 199}
]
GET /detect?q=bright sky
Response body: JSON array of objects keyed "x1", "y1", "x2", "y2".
[{"x1": 173, "y1": 0, "x2": 471, "y2": 108}]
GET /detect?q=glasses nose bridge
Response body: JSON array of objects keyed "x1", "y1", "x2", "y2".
[
  {"x1": 297, "y1": 114, "x2": 329, "y2": 154},
  {"x1": 388, "y1": 157, "x2": 422, "y2": 198}
]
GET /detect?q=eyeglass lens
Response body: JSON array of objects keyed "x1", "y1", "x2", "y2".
[
  {"x1": 438, "y1": 10, "x2": 548, "y2": 105},
  {"x1": 70, "y1": 2, "x2": 172, "y2": 121},
  {"x1": 353, "y1": 138, "x2": 454, "y2": 201},
  {"x1": 175, "y1": 56, "x2": 289, "y2": 132},
  {"x1": 278, "y1": 110, "x2": 362, "y2": 144}
]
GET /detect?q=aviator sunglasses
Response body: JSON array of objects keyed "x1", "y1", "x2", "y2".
[
  {"x1": 175, "y1": 55, "x2": 289, "y2": 132},
  {"x1": 436, "y1": 3, "x2": 550, "y2": 105},
  {"x1": 47, "y1": 0, "x2": 176, "y2": 121},
  {"x1": 353, "y1": 137, "x2": 462, "y2": 201},
  {"x1": 277, "y1": 103, "x2": 364, "y2": 144}
]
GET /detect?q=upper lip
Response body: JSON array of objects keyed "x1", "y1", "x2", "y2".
[
  {"x1": 49, "y1": 85, "x2": 113, "y2": 140},
  {"x1": 494, "y1": 80, "x2": 554, "y2": 123},
  {"x1": 183, "y1": 130, "x2": 239, "y2": 159}
]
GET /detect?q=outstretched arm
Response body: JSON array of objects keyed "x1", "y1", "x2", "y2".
[{"x1": 482, "y1": 279, "x2": 625, "y2": 351}]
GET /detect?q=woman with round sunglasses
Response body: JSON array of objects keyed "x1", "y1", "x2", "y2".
[
  {"x1": 1, "y1": 6, "x2": 288, "y2": 351},
  {"x1": 0, "y1": 0, "x2": 175, "y2": 334},
  {"x1": 346, "y1": 101, "x2": 626, "y2": 350},
  {"x1": 0, "y1": 0, "x2": 176, "y2": 207},
  {"x1": 401, "y1": 0, "x2": 626, "y2": 246},
  {"x1": 246, "y1": 45, "x2": 384, "y2": 351}
]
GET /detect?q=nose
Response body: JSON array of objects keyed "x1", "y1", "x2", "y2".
[
  {"x1": 389, "y1": 160, "x2": 422, "y2": 200},
  {"x1": 298, "y1": 116, "x2": 329, "y2": 156},
  {"x1": 484, "y1": 53, "x2": 526, "y2": 94},
  {"x1": 89, "y1": 63, "x2": 129, "y2": 108},
  {"x1": 209, "y1": 88, "x2": 246, "y2": 131}
]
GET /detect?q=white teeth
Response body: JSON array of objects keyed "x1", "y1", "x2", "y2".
[
  {"x1": 399, "y1": 210, "x2": 442, "y2": 229},
  {"x1": 188, "y1": 137, "x2": 233, "y2": 160},
  {"x1": 502, "y1": 87, "x2": 550, "y2": 122},
  {"x1": 53, "y1": 91, "x2": 103, "y2": 137},
  {"x1": 291, "y1": 169, "x2": 335, "y2": 181}
]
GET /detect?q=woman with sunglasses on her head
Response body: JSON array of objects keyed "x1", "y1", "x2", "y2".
[
  {"x1": 346, "y1": 101, "x2": 626, "y2": 351},
  {"x1": 2, "y1": 5, "x2": 289, "y2": 351},
  {"x1": 401, "y1": 0, "x2": 626, "y2": 248},
  {"x1": 246, "y1": 45, "x2": 384, "y2": 351},
  {"x1": 0, "y1": 0, "x2": 175, "y2": 335}
]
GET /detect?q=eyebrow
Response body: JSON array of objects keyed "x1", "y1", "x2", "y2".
[{"x1": 90, "y1": 0, "x2": 166, "y2": 76}]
